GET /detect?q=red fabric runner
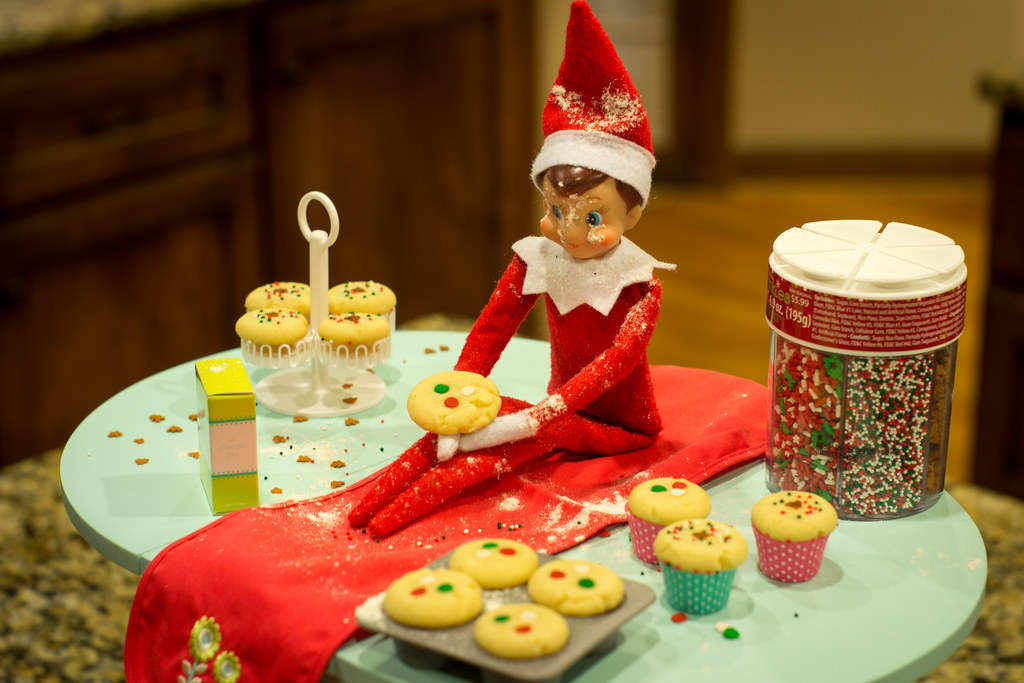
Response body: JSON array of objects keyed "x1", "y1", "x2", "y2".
[{"x1": 125, "y1": 365, "x2": 766, "y2": 683}]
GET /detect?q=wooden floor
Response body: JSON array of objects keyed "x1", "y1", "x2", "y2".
[{"x1": 636, "y1": 174, "x2": 990, "y2": 484}]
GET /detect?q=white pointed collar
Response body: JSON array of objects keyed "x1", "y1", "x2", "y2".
[{"x1": 512, "y1": 236, "x2": 675, "y2": 315}]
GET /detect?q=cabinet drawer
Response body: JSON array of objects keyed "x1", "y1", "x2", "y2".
[{"x1": 0, "y1": 20, "x2": 253, "y2": 209}]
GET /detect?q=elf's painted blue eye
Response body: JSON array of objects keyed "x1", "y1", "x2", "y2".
[
  {"x1": 586, "y1": 211, "x2": 601, "y2": 227},
  {"x1": 552, "y1": 206, "x2": 562, "y2": 220}
]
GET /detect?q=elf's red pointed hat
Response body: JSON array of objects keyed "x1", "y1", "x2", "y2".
[{"x1": 531, "y1": 0, "x2": 656, "y2": 206}]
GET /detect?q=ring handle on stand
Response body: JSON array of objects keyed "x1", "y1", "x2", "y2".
[
  {"x1": 298, "y1": 191, "x2": 340, "y2": 247},
  {"x1": 252, "y1": 189, "x2": 388, "y2": 418}
]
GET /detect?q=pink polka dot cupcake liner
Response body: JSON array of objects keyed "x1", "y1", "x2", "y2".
[
  {"x1": 753, "y1": 527, "x2": 830, "y2": 583},
  {"x1": 626, "y1": 511, "x2": 661, "y2": 564},
  {"x1": 661, "y1": 566, "x2": 737, "y2": 614}
]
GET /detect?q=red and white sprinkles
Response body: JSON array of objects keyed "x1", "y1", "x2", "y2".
[{"x1": 769, "y1": 336, "x2": 951, "y2": 517}]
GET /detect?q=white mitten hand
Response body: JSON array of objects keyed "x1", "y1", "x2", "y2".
[
  {"x1": 458, "y1": 411, "x2": 538, "y2": 452},
  {"x1": 436, "y1": 434, "x2": 461, "y2": 462}
]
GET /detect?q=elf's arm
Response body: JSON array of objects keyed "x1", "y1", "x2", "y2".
[
  {"x1": 454, "y1": 254, "x2": 539, "y2": 377},
  {"x1": 460, "y1": 276, "x2": 662, "y2": 451}
]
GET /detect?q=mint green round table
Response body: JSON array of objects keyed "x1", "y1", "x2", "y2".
[{"x1": 61, "y1": 331, "x2": 985, "y2": 683}]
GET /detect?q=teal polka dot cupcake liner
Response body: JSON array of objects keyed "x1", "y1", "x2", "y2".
[{"x1": 661, "y1": 565, "x2": 737, "y2": 614}]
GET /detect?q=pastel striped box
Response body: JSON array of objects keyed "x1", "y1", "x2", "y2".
[{"x1": 195, "y1": 358, "x2": 259, "y2": 514}]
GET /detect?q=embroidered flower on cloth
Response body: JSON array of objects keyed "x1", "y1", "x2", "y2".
[
  {"x1": 179, "y1": 616, "x2": 241, "y2": 683},
  {"x1": 190, "y1": 617, "x2": 221, "y2": 662},
  {"x1": 212, "y1": 651, "x2": 242, "y2": 683}
]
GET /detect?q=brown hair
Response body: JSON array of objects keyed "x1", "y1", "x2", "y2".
[{"x1": 543, "y1": 165, "x2": 643, "y2": 211}]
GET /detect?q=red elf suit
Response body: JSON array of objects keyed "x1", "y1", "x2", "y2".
[
  {"x1": 350, "y1": 235, "x2": 675, "y2": 536},
  {"x1": 350, "y1": 0, "x2": 673, "y2": 536}
]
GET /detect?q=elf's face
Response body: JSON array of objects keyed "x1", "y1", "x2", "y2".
[{"x1": 539, "y1": 177, "x2": 642, "y2": 260}]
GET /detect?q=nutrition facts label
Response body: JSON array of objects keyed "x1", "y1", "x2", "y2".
[{"x1": 766, "y1": 270, "x2": 967, "y2": 354}]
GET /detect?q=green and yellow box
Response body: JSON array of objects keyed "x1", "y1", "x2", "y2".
[{"x1": 195, "y1": 358, "x2": 259, "y2": 514}]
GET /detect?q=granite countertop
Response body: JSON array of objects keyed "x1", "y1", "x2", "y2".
[
  {"x1": 0, "y1": 0, "x2": 267, "y2": 58},
  {"x1": 0, "y1": 449, "x2": 1021, "y2": 681}
]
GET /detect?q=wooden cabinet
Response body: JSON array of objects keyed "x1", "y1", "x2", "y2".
[
  {"x1": 974, "y1": 97, "x2": 1024, "y2": 498},
  {"x1": 260, "y1": 0, "x2": 535, "y2": 322},
  {"x1": 0, "y1": 1, "x2": 534, "y2": 466},
  {"x1": 0, "y1": 19, "x2": 259, "y2": 466}
]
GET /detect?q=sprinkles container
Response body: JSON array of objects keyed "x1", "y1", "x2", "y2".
[{"x1": 766, "y1": 220, "x2": 966, "y2": 520}]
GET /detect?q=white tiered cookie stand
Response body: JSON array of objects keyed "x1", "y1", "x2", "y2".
[{"x1": 240, "y1": 191, "x2": 391, "y2": 417}]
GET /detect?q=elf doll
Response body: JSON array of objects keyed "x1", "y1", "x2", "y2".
[{"x1": 350, "y1": 0, "x2": 676, "y2": 537}]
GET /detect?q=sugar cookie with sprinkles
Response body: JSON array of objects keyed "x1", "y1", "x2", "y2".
[
  {"x1": 317, "y1": 312, "x2": 390, "y2": 352},
  {"x1": 407, "y1": 371, "x2": 502, "y2": 435},
  {"x1": 244, "y1": 281, "x2": 311, "y2": 317},
  {"x1": 449, "y1": 539, "x2": 539, "y2": 589},
  {"x1": 626, "y1": 477, "x2": 711, "y2": 564},
  {"x1": 527, "y1": 559, "x2": 623, "y2": 616},
  {"x1": 328, "y1": 280, "x2": 396, "y2": 316},
  {"x1": 654, "y1": 518, "x2": 747, "y2": 614},
  {"x1": 751, "y1": 490, "x2": 837, "y2": 583},
  {"x1": 234, "y1": 307, "x2": 309, "y2": 352},
  {"x1": 473, "y1": 603, "x2": 569, "y2": 659},
  {"x1": 383, "y1": 568, "x2": 482, "y2": 629}
]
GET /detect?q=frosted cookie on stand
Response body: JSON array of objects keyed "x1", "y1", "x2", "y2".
[
  {"x1": 328, "y1": 280, "x2": 396, "y2": 326},
  {"x1": 235, "y1": 307, "x2": 310, "y2": 363},
  {"x1": 317, "y1": 312, "x2": 391, "y2": 367},
  {"x1": 244, "y1": 281, "x2": 311, "y2": 318},
  {"x1": 626, "y1": 477, "x2": 711, "y2": 564}
]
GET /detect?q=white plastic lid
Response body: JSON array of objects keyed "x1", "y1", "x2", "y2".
[
  {"x1": 766, "y1": 220, "x2": 967, "y2": 354},
  {"x1": 771, "y1": 220, "x2": 966, "y2": 298}
]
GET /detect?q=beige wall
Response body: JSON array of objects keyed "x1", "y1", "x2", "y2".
[
  {"x1": 536, "y1": 0, "x2": 1024, "y2": 155},
  {"x1": 733, "y1": 0, "x2": 1024, "y2": 154},
  {"x1": 534, "y1": 0, "x2": 675, "y2": 149}
]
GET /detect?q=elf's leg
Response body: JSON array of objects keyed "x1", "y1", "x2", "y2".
[
  {"x1": 348, "y1": 397, "x2": 535, "y2": 527},
  {"x1": 347, "y1": 434, "x2": 436, "y2": 528},
  {"x1": 366, "y1": 412, "x2": 654, "y2": 537}
]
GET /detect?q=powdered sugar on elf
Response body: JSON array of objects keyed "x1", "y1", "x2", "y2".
[{"x1": 350, "y1": 0, "x2": 675, "y2": 536}]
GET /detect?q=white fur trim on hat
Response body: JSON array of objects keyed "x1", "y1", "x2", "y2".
[{"x1": 531, "y1": 129, "x2": 656, "y2": 207}]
